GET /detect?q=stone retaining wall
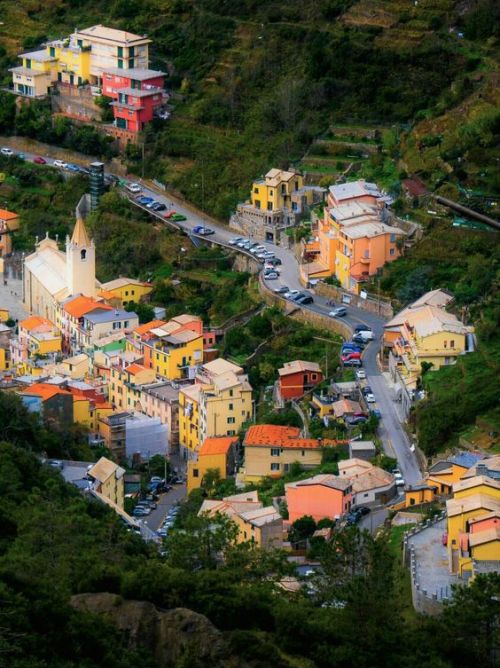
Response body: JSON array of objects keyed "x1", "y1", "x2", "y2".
[{"x1": 315, "y1": 281, "x2": 393, "y2": 319}]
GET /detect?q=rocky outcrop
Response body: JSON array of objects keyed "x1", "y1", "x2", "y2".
[{"x1": 70, "y1": 592, "x2": 242, "y2": 667}]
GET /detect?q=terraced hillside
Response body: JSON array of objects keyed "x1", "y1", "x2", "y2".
[{"x1": 0, "y1": 0, "x2": 498, "y2": 217}]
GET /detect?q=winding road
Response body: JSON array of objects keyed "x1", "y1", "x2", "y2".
[{"x1": 1, "y1": 145, "x2": 422, "y2": 484}]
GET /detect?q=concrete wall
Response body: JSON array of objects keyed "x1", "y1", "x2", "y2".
[{"x1": 315, "y1": 281, "x2": 393, "y2": 319}]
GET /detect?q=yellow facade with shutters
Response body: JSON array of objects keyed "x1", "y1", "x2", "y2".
[
  {"x1": 108, "y1": 364, "x2": 156, "y2": 411},
  {"x1": 148, "y1": 335, "x2": 203, "y2": 380},
  {"x1": 251, "y1": 170, "x2": 305, "y2": 212},
  {"x1": 187, "y1": 451, "x2": 226, "y2": 494},
  {"x1": 49, "y1": 43, "x2": 91, "y2": 85},
  {"x1": 0, "y1": 347, "x2": 10, "y2": 372}
]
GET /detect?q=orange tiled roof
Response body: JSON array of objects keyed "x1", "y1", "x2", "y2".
[
  {"x1": 199, "y1": 436, "x2": 238, "y2": 456},
  {"x1": 0, "y1": 209, "x2": 19, "y2": 221},
  {"x1": 64, "y1": 296, "x2": 112, "y2": 318},
  {"x1": 126, "y1": 363, "x2": 147, "y2": 375},
  {"x1": 21, "y1": 382, "x2": 71, "y2": 401},
  {"x1": 98, "y1": 289, "x2": 119, "y2": 300},
  {"x1": 243, "y1": 424, "x2": 341, "y2": 450},
  {"x1": 134, "y1": 319, "x2": 167, "y2": 336},
  {"x1": 20, "y1": 315, "x2": 53, "y2": 331}
]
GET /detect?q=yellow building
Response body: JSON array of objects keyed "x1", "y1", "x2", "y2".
[
  {"x1": 58, "y1": 353, "x2": 90, "y2": 380},
  {"x1": 242, "y1": 425, "x2": 325, "y2": 484},
  {"x1": 0, "y1": 209, "x2": 20, "y2": 258},
  {"x1": 452, "y1": 475, "x2": 500, "y2": 501},
  {"x1": 251, "y1": 169, "x2": 304, "y2": 211},
  {"x1": 46, "y1": 38, "x2": 91, "y2": 86},
  {"x1": 187, "y1": 435, "x2": 238, "y2": 494},
  {"x1": 199, "y1": 490, "x2": 283, "y2": 550},
  {"x1": 88, "y1": 456, "x2": 126, "y2": 509},
  {"x1": 109, "y1": 362, "x2": 156, "y2": 411},
  {"x1": 179, "y1": 371, "x2": 252, "y2": 460},
  {"x1": 0, "y1": 308, "x2": 9, "y2": 322},
  {"x1": 9, "y1": 49, "x2": 58, "y2": 97},
  {"x1": 99, "y1": 277, "x2": 152, "y2": 307}
]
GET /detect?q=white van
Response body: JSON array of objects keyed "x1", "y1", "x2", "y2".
[
  {"x1": 357, "y1": 330, "x2": 374, "y2": 341},
  {"x1": 126, "y1": 182, "x2": 142, "y2": 194}
]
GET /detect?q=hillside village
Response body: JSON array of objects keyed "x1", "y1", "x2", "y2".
[{"x1": 0, "y1": 7, "x2": 498, "y2": 668}]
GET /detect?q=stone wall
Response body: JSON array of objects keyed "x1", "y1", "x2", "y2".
[{"x1": 315, "y1": 281, "x2": 394, "y2": 319}]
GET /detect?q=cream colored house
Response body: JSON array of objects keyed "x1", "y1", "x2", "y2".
[{"x1": 88, "y1": 456, "x2": 126, "y2": 509}]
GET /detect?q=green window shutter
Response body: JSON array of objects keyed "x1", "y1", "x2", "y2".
[
  {"x1": 118, "y1": 59, "x2": 123, "y2": 69},
  {"x1": 117, "y1": 46, "x2": 123, "y2": 57},
  {"x1": 49, "y1": 47, "x2": 55, "y2": 57}
]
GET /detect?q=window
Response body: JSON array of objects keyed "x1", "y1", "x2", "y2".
[
  {"x1": 78, "y1": 76, "x2": 82, "y2": 85},
  {"x1": 129, "y1": 58, "x2": 135, "y2": 68},
  {"x1": 193, "y1": 468, "x2": 199, "y2": 478},
  {"x1": 49, "y1": 47, "x2": 55, "y2": 57},
  {"x1": 228, "y1": 403, "x2": 233, "y2": 411},
  {"x1": 267, "y1": 202, "x2": 272, "y2": 211},
  {"x1": 242, "y1": 410, "x2": 246, "y2": 416},
  {"x1": 364, "y1": 493, "x2": 369, "y2": 497},
  {"x1": 284, "y1": 463, "x2": 289, "y2": 473},
  {"x1": 117, "y1": 46, "x2": 123, "y2": 57},
  {"x1": 25, "y1": 59, "x2": 31, "y2": 69},
  {"x1": 390, "y1": 233, "x2": 396, "y2": 242},
  {"x1": 77, "y1": 39, "x2": 83, "y2": 48},
  {"x1": 129, "y1": 46, "x2": 135, "y2": 57},
  {"x1": 271, "y1": 448, "x2": 280, "y2": 457},
  {"x1": 124, "y1": 321, "x2": 129, "y2": 328},
  {"x1": 254, "y1": 187, "x2": 259, "y2": 193},
  {"x1": 227, "y1": 417, "x2": 235, "y2": 424},
  {"x1": 254, "y1": 200, "x2": 261, "y2": 210},
  {"x1": 125, "y1": 291, "x2": 129, "y2": 296},
  {"x1": 295, "y1": 181, "x2": 299, "y2": 190},
  {"x1": 131, "y1": 290, "x2": 135, "y2": 295},
  {"x1": 301, "y1": 450, "x2": 305, "y2": 456},
  {"x1": 389, "y1": 248, "x2": 395, "y2": 256},
  {"x1": 311, "y1": 373, "x2": 317, "y2": 381},
  {"x1": 229, "y1": 389, "x2": 233, "y2": 397},
  {"x1": 450, "y1": 340, "x2": 455, "y2": 348},
  {"x1": 57, "y1": 72, "x2": 62, "y2": 82},
  {"x1": 118, "y1": 59, "x2": 124, "y2": 69},
  {"x1": 227, "y1": 430, "x2": 235, "y2": 436},
  {"x1": 270, "y1": 463, "x2": 280, "y2": 471}
]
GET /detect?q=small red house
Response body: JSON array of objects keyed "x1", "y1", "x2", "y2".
[
  {"x1": 102, "y1": 67, "x2": 166, "y2": 132},
  {"x1": 278, "y1": 360, "x2": 323, "y2": 400}
]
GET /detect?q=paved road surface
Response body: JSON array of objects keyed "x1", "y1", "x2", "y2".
[
  {"x1": 1, "y1": 144, "x2": 422, "y2": 484},
  {"x1": 140, "y1": 483, "x2": 186, "y2": 532},
  {"x1": 359, "y1": 507, "x2": 389, "y2": 534}
]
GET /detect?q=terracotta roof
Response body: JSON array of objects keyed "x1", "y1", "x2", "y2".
[
  {"x1": 350, "y1": 467, "x2": 395, "y2": 493},
  {"x1": 244, "y1": 424, "x2": 339, "y2": 450},
  {"x1": 332, "y1": 398, "x2": 362, "y2": 418},
  {"x1": 286, "y1": 474, "x2": 351, "y2": 492},
  {"x1": 199, "y1": 436, "x2": 238, "y2": 456},
  {"x1": 134, "y1": 319, "x2": 167, "y2": 336},
  {"x1": 125, "y1": 363, "x2": 149, "y2": 376},
  {"x1": 278, "y1": 360, "x2": 321, "y2": 376},
  {"x1": 64, "y1": 296, "x2": 112, "y2": 318},
  {"x1": 21, "y1": 382, "x2": 70, "y2": 401},
  {"x1": 0, "y1": 208, "x2": 19, "y2": 220},
  {"x1": 20, "y1": 315, "x2": 53, "y2": 332},
  {"x1": 98, "y1": 289, "x2": 119, "y2": 300}
]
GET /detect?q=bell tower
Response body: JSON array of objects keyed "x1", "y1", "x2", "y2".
[{"x1": 66, "y1": 216, "x2": 96, "y2": 297}]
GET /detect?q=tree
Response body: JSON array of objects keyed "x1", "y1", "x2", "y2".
[
  {"x1": 289, "y1": 515, "x2": 316, "y2": 545},
  {"x1": 125, "y1": 300, "x2": 155, "y2": 324}
]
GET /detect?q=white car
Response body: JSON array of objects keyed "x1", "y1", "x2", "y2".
[
  {"x1": 126, "y1": 182, "x2": 142, "y2": 194},
  {"x1": 357, "y1": 330, "x2": 374, "y2": 341},
  {"x1": 284, "y1": 289, "x2": 300, "y2": 300},
  {"x1": 1, "y1": 147, "x2": 13, "y2": 157},
  {"x1": 264, "y1": 271, "x2": 279, "y2": 280},
  {"x1": 250, "y1": 245, "x2": 265, "y2": 254},
  {"x1": 53, "y1": 159, "x2": 67, "y2": 169},
  {"x1": 365, "y1": 392, "x2": 376, "y2": 403},
  {"x1": 355, "y1": 369, "x2": 366, "y2": 380},
  {"x1": 229, "y1": 237, "x2": 243, "y2": 245}
]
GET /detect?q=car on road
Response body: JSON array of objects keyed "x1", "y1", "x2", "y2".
[
  {"x1": 356, "y1": 369, "x2": 366, "y2": 380},
  {"x1": 345, "y1": 415, "x2": 368, "y2": 426},
  {"x1": 146, "y1": 200, "x2": 159, "y2": 208},
  {"x1": 150, "y1": 476, "x2": 163, "y2": 484},
  {"x1": 264, "y1": 271, "x2": 279, "y2": 280},
  {"x1": 229, "y1": 237, "x2": 243, "y2": 245},
  {"x1": 171, "y1": 213, "x2": 187, "y2": 222},
  {"x1": 132, "y1": 506, "x2": 151, "y2": 517},
  {"x1": 267, "y1": 257, "x2": 282, "y2": 266},
  {"x1": 250, "y1": 245, "x2": 265, "y2": 254},
  {"x1": 284, "y1": 289, "x2": 300, "y2": 300},
  {"x1": 343, "y1": 358, "x2": 362, "y2": 367},
  {"x1": 65, "y1": 163, "x2": 80, "y2": 172},
  {"x1": 237, "y1": 238, "x2": 250, "y2": 247},
  {"x1": 290, "y1": 292, "x2": 306, "y2": 302},
  {"x1": 195, "y1": 226, "x2": 214, "y2": 235},
  {"x1": 342, "y1": 343, "x2": 361, "y2": 353},
  {"x1": 258, "y1": 251, "x2": 275, "y2": 260},
  {"x1": 364, "y1": 391, "x2": 375, "y2": 403},
  {"x1": 126, "y1": 182, "x2": 142, "y2": 194},
  {"x1": 33, "y1": 156, "x2": 47, "y2": 164},
  {"x1": 341, "y1": 352, "x2": 361, "y2": 362},
  {"x1": 137, "y1": 196, "x2": 154, "y2": 205},
  {"x1": 296, "y1": 295, "x2": 314, "y2": 305},
  {"x1": 357, "y1": 506, "x2": 371, "y2": 516},
  {"x1": 1, "y1": 147, "x2": 14, "y2": 157},
  {"x1": 274, "y1": 285, "x2": 289, "y2": 294},
  {"x1": 354, "y1": 324, "x2": 372, "y2": 333},
  {"x1": 370, "y1": 408, "x2": 382, "y2": 419},
  {"x1": 356, "y1": 330, "x2": 374, "y2": 341},
  {"x1": 163, "y1": 210, "x2": 177, "y2": 218},
  {"x1": 150, "y1": 202, "x2": 166, "y2": 211},
  {"x1": 53, "y1": 159, "x2": 67, "y2": 168},
  {"x1": 329, "y1": 306, "x2": 347, "y2": 317},
  {"x1": 352, "y1": 334, "x2": 367, "y2": 346}
]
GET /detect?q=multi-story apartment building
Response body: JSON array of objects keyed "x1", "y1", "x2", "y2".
[
  {"x1": 230, "y1": 168, "x2": 324, "y2": 243},
  {"x1": 9, "y1": 48, "x2": 58, "y2": 97},
  {"x1": 10, "y1": 315, "x2": 61, "y2": 372}
]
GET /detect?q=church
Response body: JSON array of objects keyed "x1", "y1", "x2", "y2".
[{"x1": 23, "y1": 209, "x2": 99, "y2": 324}]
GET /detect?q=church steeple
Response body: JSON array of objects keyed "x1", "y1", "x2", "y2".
[
  {"x1": 66, "y1": 215, "x2": 96, "y2": 297},
  {"x1": 71, "y1": 216, "x2": 91, "y2": 247}
]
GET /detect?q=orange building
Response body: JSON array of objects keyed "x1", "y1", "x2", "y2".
[
  {"x1": 0, "y1": 209, "x2": 20, "y2": 257},
  {"x1": 285, "y1": 474, "x2": 352, "y2": 523},
  {"x1": 303, "y1": 180, "x2": 405, "y2": 293}
]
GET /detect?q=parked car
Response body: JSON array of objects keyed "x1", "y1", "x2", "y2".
[
  {"x1": 356, "y1": 369, "x2": 366, "y2": 380},
  {"x1": 151, "y1": 202, "x2": 166, "y2": 211},
  {"x1": 290, "y1": 292, "x2": 306, "y2": 302},
  {"x1": 274, "y1": 285, "x2": 289, "y2": 294},
  {"x1": 146, "y1": 200, "x2": 159, "y2": 208},
  {"x1": 18, "y1": 153, "x2": 25, "y2": 160},
  {"x1": 362, "y1": 386, "x2": 372, "y2": 396},
  {"x1": 137, "y1": 196, "x2": 154, "y2": 205},
  {"x1": 342, "y1": 343, "x2": 361, "y2": 353},
  {"x1": 296, "y1": 295, "x2": 314, "y2": 305},
  {"x1": 357, "y1": 506, "x2": 371, "y2": 516},
  {"x1": 345, "y1": 415, "x2": 368, "y2": 426},
  {"x1": 65, "y1": 163, "x2": 80, "y2": 172},
  {"x1": 364, "y1": 391, "x2": 375, "y2": 403},
  {"x1": 164, "y1": 210, "x2": 177, "y2": 218},
  {"x1": 370, "y1": 408, "x2": 382, "y2": 419},
  {"x1": 284, "y1": 289, "x2": 300, "y2": 300},
  {"x1": 133, "y1": 506, "x2": 151, "y2": 516},
  {"x1": 343, "y1": 358, "x2": 362, "y2": 367},
  {"x1": 150, "y1": 476, "x2": 163, "y2": 484},
  {"x1": 126, "y1": 182, "x2": 142, "y2": 194},
  {"x1": 171, "y1": 213, "x2": 187, "y2": 221},
  {"x1": 237, "y1": 238, "x2": 250, "y2": 247},
  {"x1": 250, "y1": 245, "x2": 265, "y2": 254},
  {"x1": 53, "y1": 159, "x2": 67, "y2": 168},
  {"x1": 329, "y1": 306, "x2": 347, "y2": 317},
  {"x1": 352, "y1": 334, "x2": 367, "y2": 345},
  {"x1": 260, "y1": 251, "x2": 275, "y2": 260},
  {"x1": 354, "y1": 324, "x2": 372, "y2": 333},
  {"x1": 341, "y1": 352, "x2": 361, "y2": 362},
  {"x1": 267, "y1": 257, "x2": 282, "y2": 266},
  {"x1": 33, "y1": 156, "x2": 47, "y2": 164},
  {"x1": 1, "y1": 147, "x2": 13, "y2": 157},
  {"x1": 229, "y1": 237, "x2": 243, "y2": 245},
  {"x1": 264, "y1": 271, "x2": 279, "y2": 280},
  {"x1": 356, "y1": 330, "x2": 374, "y2": 341}
]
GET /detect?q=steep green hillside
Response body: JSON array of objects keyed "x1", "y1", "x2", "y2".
[{"x1": 0, "y1": 0, "x2": 498, "y2": 217}]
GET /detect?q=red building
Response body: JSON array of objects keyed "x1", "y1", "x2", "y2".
[
  {"x1": 102, "y1": 67, "x2": 166, "y2": 133},
  {"x1": 278, "y1": 360, "x2": 323, "y2": 400}
]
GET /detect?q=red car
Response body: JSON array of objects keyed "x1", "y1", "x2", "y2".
[
  {"x1": 163, "y1": 210, "x2": 176, "y2": 218},
  {"x1": 33, "y1": 156, "x2": 46, "y2": 164},
  {"x1": 342, "y1": 352, "x2": 361, "y2": 362}
]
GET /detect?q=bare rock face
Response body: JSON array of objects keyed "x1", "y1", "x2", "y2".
[{"x1": 71, "y1": 592, "x2": 240, "y2": 667}]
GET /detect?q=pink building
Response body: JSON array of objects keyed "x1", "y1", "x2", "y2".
[
  {"x1": 285, "y1": 474, "x2": 352, "y2": 523},
  {"x1": 102, "y1": 68, "x2": 166, "y2": 132}
]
